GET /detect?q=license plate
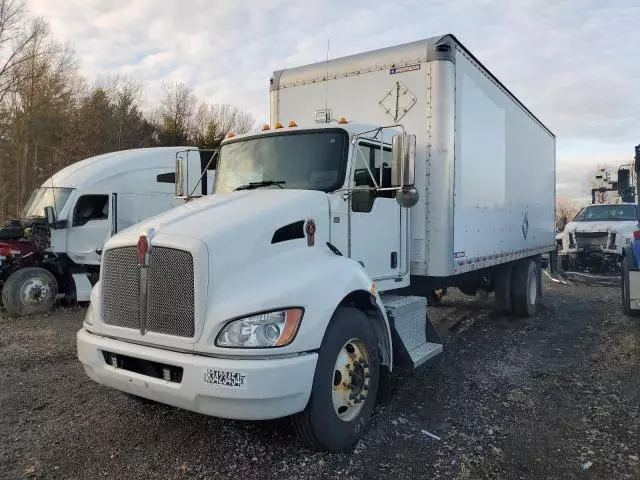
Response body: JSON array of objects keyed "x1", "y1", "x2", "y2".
[{"x1": 204, "y1": 369, "x2": 247, "y2": 388}]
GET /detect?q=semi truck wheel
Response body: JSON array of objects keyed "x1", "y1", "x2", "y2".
[
  {"x1": 494, "y1": 264, "x2": 513, "y2": 314},
  {"x1": 292, "y1": 307, "x2": 380, "y2": 452},
  {"x1": 621, "y1": 256, "x2": 640, "y2": 317},
  {"x1": 2, "y1": 267, "x2": 58, "y2": 317},
  {"x1": 511, "y1": 259, "x2": 538, "y2": 317}
]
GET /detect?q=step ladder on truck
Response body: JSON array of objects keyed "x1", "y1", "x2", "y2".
[
  {"x1": 76, "y1": 34, "x2": 556, "y2": 452},
  {"x1": 621, "y1": 144, "x2": 640, "y2": 316}
]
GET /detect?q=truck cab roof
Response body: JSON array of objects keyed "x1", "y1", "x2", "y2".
[
  {"x1": 44, "y1": 146, "x2": 198, "y2": 190},
  {"x1": 221, "y1": 121, "x2": 395, "y2": 145}
]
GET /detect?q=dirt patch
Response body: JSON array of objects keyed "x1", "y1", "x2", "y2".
[{"x1": 1, "y1": 279, "x2": 639, "y2": 479}]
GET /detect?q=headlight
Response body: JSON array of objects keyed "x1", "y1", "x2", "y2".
[
  {"x1": 215, "y1": 308, "x2": 303, "y2": 348},
  {"x1": 84, "y1": 302, "x2": 94, "y2": 326}
]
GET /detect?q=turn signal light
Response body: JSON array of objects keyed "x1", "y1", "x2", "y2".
[
  {"x1": 274, "y1": 121, "x2": 283, "y2": 129},
  {"x1": 262, "y1": 124, "x2": 270, "y2": 131},
  {"x1": 288, "y1": 120, "x2": 297, "y2": 127},
  {"x1": 338, "y1": 116, "x2": 348, "y2": 124}
]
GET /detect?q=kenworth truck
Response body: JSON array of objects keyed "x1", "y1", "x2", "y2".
[{"x1": 77, "y1": 34, "x2": 556, "y2": 452}]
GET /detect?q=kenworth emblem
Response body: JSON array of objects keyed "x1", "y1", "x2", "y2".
[
  {"x1": 305, "y1": 219, "x2": 316, "y2": 247},
  {"x1": 136, "y1": 235, "x2": 149, "y2": 266},
  {"x1": 136, "y1": 232, "x2": 152, "y2": 334}
]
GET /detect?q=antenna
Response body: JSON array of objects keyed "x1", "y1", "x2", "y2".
[{"x1": 325, "y1": 39, "x2": 329, "y2": 121}]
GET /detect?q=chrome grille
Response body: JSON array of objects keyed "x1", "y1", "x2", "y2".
[
  {"x1": 101, "y1": 246, "x2": 195, "y2": 338},
  {"x1": 102, "y1": 247, "x2": 140, "y2": 329},
  {"x1": 146, "y1": 248, "x2": 195, "y2": 337}
]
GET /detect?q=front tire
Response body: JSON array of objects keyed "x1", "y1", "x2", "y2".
[
  {"x1": 2, "y1": 267, "x2": 58, "y2": 317},
  {"x1": 292, "y1": 307, "x2": 380, "y2": 452}
]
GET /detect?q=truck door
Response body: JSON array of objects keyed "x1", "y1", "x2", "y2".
[
  {"x1": 349, "y1": 140, "x2": 402, "y2": 280},
  {"x1": 66, "y1": 194, "x2": 111, "y2": 265}
]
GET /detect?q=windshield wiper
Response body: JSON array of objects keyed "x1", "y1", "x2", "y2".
[{"x1": 234, "y1": 180, "x2": 286, "y2": 191}]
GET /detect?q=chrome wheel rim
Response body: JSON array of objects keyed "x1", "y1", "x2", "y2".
[
  {"x1": 20, "y1": 277, "x2": 51, "y2": 305},
  {"x1": 331, "y1": 338, "x2": 371, "y2": 422}
]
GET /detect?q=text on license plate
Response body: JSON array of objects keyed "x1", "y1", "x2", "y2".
[{"x1": 204, "y1": 369, "x2": 247, "y2": 388}]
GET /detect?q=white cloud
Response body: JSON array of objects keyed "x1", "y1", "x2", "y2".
[{"x1": 25, "y1": 0, "x2": 640, "y2": 201}]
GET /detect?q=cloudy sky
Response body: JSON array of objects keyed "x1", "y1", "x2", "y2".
[{"x1": 26, "y1": 0, "x2": 639, "y2": 203}]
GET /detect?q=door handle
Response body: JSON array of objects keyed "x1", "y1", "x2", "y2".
[{"x1": 390, "y1": 251, "x2": 397, "y2": 269}]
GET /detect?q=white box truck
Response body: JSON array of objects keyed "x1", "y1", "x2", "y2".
[
  {"x1": 0, "y1": 146, "x2": 214, "y2": 316},
  {"x1": 77, "y1": 34, "x2": 556, "y2": 452}
]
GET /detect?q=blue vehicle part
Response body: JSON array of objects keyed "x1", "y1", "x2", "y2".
[{"x1": 624, "y1": 242, "x2": 640, "y2": 270}]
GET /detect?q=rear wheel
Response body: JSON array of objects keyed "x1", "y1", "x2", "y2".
[
  {"x1": 292, "y1": 307, "x2": 380, "y2": 452},
  {"x1": 511, "y1": 259, "x2": 539, "y2": 317},
  {"x1": 494, "y1": 264, "x2": 513, "y2": 314},
  {"x1": 2, "y1": 267, "x2": 58, "y2": 317}
]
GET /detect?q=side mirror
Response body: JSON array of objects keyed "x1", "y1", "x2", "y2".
[
  {"x1": 44, "y1": 206, "x2": 56, "y2": 229},
  {"x1": 175, "y1": 156, "x2": 185, "y2": 198},
  {"x1": 391, "y1": 133, "x2": 419, "y2": 208},
  {"x1": 391, "y1": 133, "x2": 416, "y2": 187}
]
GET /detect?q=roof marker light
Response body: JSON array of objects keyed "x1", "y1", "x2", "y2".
[
  {"x1": 274, "y1": 121, "x2": 284, "y2": 129},
  {"x1": 262, "y1": 124, "x2": 270, "y2": 131},
  {"x1": 288, "y1": 120, "x2": 297, "y2": 127},
  {"x1": 338, "y1": 116, "x2": 348, "y2": 124}
]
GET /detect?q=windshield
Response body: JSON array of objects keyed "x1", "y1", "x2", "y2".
[
  {"x1": 22, "y1": 187, "x2": 74, "y2": 218},
  {"x1": 214, "y1": 129, "x2": 348, "y2": 194},
  {"x1": 573, "y1": 204, "x2": 637, "y2": 222}
]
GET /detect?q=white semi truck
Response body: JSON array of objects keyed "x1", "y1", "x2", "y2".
[
  {"x1": 0, "y1": 146, "x2": 213, "y2": 316},
  {"x1": 77, "y1": 34, "x2": 556, "y2": 452}
]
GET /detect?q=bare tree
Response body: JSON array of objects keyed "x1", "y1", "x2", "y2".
[
  {"x1": 191, "y1": 102, "x2": 256, "y2": 150},
  {"x1": 556, "y1": 196, "x2": 581, "y2": 228},
  {"x1": 155, "y1": 81, "x2": 197, "y2": 146}
]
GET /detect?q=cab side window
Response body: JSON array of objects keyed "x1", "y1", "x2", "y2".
[
  {"x1": 351, "y1": 142, "x2": 394, "y2": 213},
  {"x1": 73, "y1": 195, "x2": 108, "y2": 226}
]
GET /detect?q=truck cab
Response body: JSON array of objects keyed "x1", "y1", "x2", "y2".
[{"x1": 0, "y1": 146, "x2": 213, "y2": 316}]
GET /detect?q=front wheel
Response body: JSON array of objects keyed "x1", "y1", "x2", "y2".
[
  {"x1": 2, "y1": 267, "x2": 58, "y2": 317},
  {"x1": 292, "y1": 307, "x2": 380, "y2": 452}
]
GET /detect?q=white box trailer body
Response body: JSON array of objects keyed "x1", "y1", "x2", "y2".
[
  {"x1": 270, "y1": 34, "x2": 556, "y2": 282},
  {"x1": 77, "y1": 34, "x2": 556, "y2": 453}
]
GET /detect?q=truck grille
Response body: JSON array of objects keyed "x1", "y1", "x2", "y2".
[
  {"x1": 101, "y1": 246, "x2": 195, "y2": 338},
  {"x1": 574, "y1": 232, "x2": 608, "y2": 248}
]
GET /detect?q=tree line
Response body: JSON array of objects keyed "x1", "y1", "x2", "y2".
[{"x1": 0, "y1": 0, "x2": 255, "y2": 221}]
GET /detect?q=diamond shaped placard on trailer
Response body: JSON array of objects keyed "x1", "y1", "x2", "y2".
[{"x1": 378, "y1": 81, "x2": 417, "y2": 122}]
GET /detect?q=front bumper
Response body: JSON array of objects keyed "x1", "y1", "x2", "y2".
[{"x1": 77, "y1": 329, "x2": 318, "y2": 420}]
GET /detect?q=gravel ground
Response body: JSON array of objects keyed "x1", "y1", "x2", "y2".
[{"x1": 1, "y1": 276, "x2": 639, "y2": 480}]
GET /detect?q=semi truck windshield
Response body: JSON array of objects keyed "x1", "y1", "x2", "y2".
[
  {"x1": 22, "y1": 187, "x2": 73, "y2": 219},
  {"x1": 214, "y1": 129, "x2": 348, "y2": 194}
]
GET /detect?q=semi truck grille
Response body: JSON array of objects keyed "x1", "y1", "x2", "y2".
[
  {"x1": 574, "y1": 232, "x2": 608, "y2": 248},
  {"x1": 101, "y1": 246, "x2": 195, "y2": 338}
]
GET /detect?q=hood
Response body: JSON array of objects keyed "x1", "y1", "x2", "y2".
[
  {"x1": 104, "y1": 189, "x2": 332, "y2": 287},
  {"x1": 564, "y1": 220, "x2": 636, "y2": 236},
  {"x1": 109, "y1": 189, "x2": 329, "y2": 246}
]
